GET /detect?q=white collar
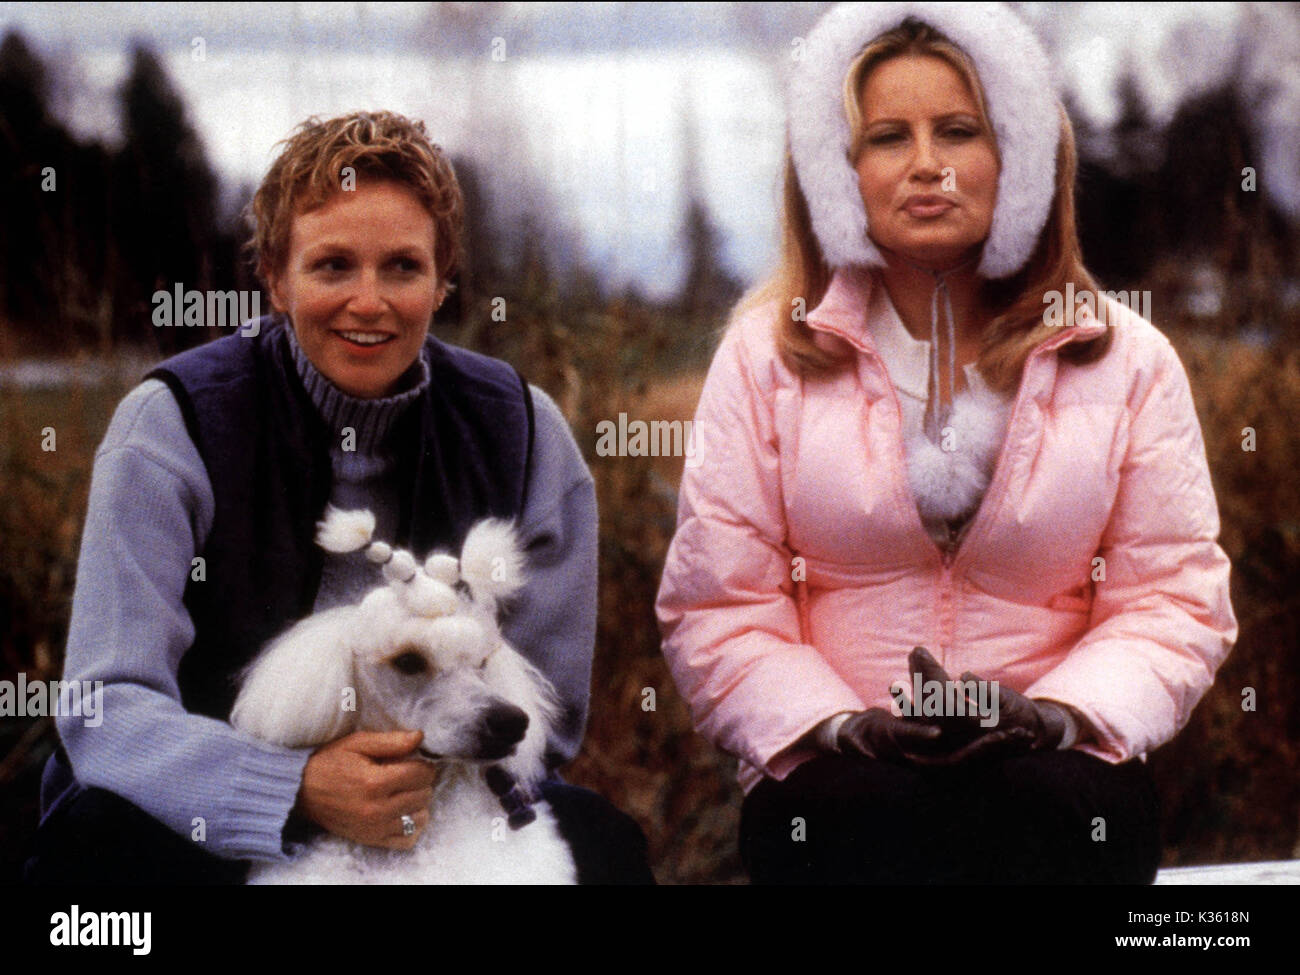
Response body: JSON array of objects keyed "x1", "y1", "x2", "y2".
[{"x1": 866, "y1": 276, "x2": 987, "y2": 404}]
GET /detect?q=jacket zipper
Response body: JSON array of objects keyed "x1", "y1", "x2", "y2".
[
  {"x1": 811, "y1": 291, "x2": 1099, "y2": 657},
  {"x1": 853, "y1": 343, "x2": 963, "y2": 570},
  {"x1": 941, "y1": 528, "x2": 957, "y2": 567},
  {"x1": 940, "y1": 337, "x2": 1071, "y2": 575},
  {"x1": 828, "y1": 316, "x2": 1069, "y2": 572}
]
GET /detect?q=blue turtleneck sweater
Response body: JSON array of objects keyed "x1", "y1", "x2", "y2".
[{"x1": 55, "y1": 332, "x2": 598, "y2": 862}]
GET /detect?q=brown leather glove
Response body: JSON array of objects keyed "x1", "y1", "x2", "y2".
[
  {"x1": 957, "y1": 667, "x2": 1070, "y2": 751},
  {"x1": 878, "y1": 646, "x2": 1051, "y2": 765},
  {"x1": 839, "y1": 706, "x2": 1037, "y2": 766},
  {"x1": 834, "y1": 707, "x2": 946, "y2": 765}
]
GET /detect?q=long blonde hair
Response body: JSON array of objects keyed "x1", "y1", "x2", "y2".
[{"x1": 742, "y1": 18, "x2": 1110, "y2": 393}]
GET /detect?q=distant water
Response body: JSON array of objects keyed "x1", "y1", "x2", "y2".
[{"x1": 0, "y1": 356, "x2": 157, "y2": 390}]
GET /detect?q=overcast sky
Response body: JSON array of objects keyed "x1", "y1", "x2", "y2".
[{"x1": 4, "y1": 2, "x2": 1296, "y2": 294}]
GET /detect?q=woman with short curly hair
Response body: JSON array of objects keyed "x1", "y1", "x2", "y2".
[{"x1": 30, "y1": 110, "x2": 651, "y2": 884}]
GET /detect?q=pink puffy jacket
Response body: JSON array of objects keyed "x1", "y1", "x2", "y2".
[{"x1": 656, "y1": 267, "x2": 1237, "y2": 792}]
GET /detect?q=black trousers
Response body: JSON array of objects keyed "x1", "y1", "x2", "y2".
[
  {"x1": 739, "y1": 750, "x2": 1161, "y2": 884},
  {"x1": 25, "y1": 754, "x2": 653, "y2": 885}
]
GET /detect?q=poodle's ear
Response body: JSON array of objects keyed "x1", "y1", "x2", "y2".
[
  {"x1": 459, "y1": 519, "x2": 526, "y2": 613},
  {"x1": 231, "y1": 606, "x2": 358, "y2": 748}
]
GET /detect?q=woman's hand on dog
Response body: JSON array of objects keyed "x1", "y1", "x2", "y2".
[{"x1": 296, "y1": 730, "x2": 440, "y2": 849}]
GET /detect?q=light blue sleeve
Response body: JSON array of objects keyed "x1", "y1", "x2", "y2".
[
  {"x1": 57, "y1": 379, "x2": 311, "y2": 862},
  {"x1": 500, "y1": 385, "x2": 598, "y2": 766}
]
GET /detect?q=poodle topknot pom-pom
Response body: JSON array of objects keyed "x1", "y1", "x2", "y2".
[
  {"x1": 313, "y1": 507, "x2": 525, "y2": 620},
  {"x1": 314, "y1": 506, "x2": 410, "y2": 579},
  {"x1": 459, "y1": 519, "x2": 527, "y2": 610},
  {"x1": 316, "y1": 506, "x2": 377, "y2": 554},
  {"x1": 424, "y1": 552, "x2": 461, "y2": 587}
]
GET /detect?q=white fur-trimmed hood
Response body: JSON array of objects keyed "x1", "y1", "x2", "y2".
[{"x1": 789, "y1": 1, "x2": 1059, "y2": 278}]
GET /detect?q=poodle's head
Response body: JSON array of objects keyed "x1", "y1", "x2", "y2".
[
  {"x1": 349, "y1": 587, "x2": 556, "y2": 772},
  {"x1": 231, "y1": 510, "x2": 557, "y2": 786}
]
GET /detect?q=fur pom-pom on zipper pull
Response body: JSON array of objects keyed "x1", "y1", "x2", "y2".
[{"x1": 316, "y1": 507, "x2": 377, "y2": 553}]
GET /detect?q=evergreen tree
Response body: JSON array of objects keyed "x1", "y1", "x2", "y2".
[{"x1": 112, "y1": 43, "x2": 219, "y2": 350}]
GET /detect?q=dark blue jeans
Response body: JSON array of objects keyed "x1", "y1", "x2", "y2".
[
  {"x1": 26, "y1": 750, "x2": 653, "y2": 885},
  {"x1": 739, "y1": 749, "x2": 1162, "y2": 884}
]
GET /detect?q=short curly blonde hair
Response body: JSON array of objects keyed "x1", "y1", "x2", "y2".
[{"x1": 248, "y1": 110, "x2": 463, "y2": 286}]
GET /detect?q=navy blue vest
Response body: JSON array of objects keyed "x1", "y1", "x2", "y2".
[{"x1": 146, "y1": 317, "x2": 534, "y2": 720}]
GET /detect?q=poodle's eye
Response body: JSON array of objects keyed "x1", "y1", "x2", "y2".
[{"x1": 390, "y1": 650, "x2": 428, "y2": 675}]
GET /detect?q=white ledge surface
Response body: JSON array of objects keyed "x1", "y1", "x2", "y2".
[{"x1": 1155, "y1": 860, "x2": 1300, "y2": 885}]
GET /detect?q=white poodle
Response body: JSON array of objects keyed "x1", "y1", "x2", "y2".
[{"x1": 230, "y1": 507, "x2": 577, "y2": 884}]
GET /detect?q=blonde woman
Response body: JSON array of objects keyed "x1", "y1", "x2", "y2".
[{"x1": 657, "y1": 3, "x2": 1236, "y2": 883}]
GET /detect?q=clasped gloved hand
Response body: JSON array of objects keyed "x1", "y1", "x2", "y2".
[
  {"x1": 831, "y1": 647, "x2": 1069, "y2": 767},
  {"x1": 956, "y1": 666, "x2": 1070, "y2": 752},
  {"x1": 836, "y1": 706, "x2": 1035, "y2": 767},
  {"x1": 834, "y1": 708, "x2": 945, "y2": 765},
  {"x1": 901, "y1": 645, "x2": 1070, "y2": 760}
]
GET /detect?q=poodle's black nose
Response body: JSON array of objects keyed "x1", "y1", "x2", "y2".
[{"x1": 482, "y1": 703, "x2": 529, "y2": 749}]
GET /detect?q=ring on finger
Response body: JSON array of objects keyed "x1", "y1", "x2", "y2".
[{"x1": 401, "y1": 814, "x2": 416, "y2": 837}]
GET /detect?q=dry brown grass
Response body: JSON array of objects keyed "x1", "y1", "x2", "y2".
[
  {"x1": 0, "y1": 365, "x2": 143, "y2": 878},
  {"x1": 1149, "y1": 331, "x2": 1300, "y2": 864}
]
